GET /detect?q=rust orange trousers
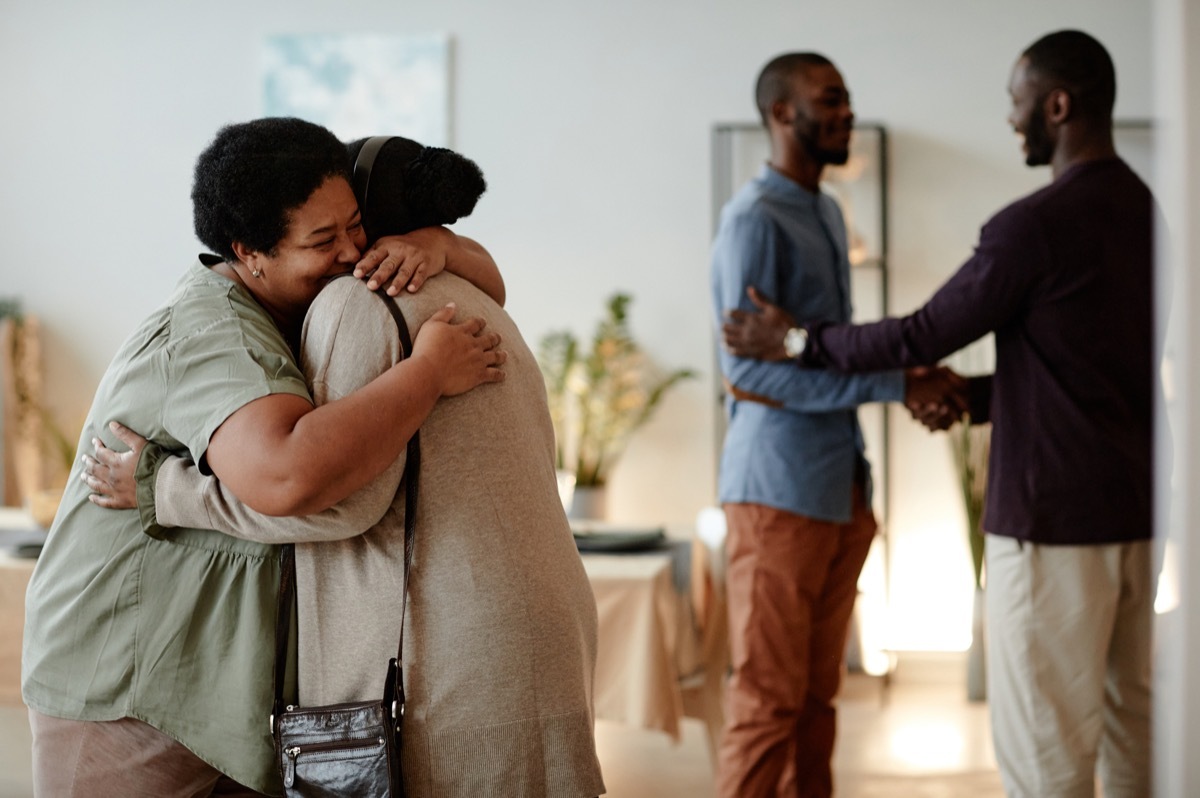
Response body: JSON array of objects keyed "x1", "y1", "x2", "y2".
[{"x1": 716, "y1": 490, "x2": 876, "y2": 798}]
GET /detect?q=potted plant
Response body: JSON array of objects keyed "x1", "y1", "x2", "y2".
[
  {"x1": 2, "y1": 301, "x2": 77, "y2": 526},
  {"x1": 537, "y1": 293, "x2": 693, "y2": 519},
  {"x1": 949, "y1": 413, "x2": 991, "y2": 701}
]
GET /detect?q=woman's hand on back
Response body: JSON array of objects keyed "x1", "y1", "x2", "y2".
[
  {"x1": 411, "y1": 303, "x2": 507, "y2": 396},
  {"x1": 80, "y1": 421, "x2": 147, "y2": 510},
  {"x1": 354, "y1": 228, "x2": 505, "y2": 306},
  {"x1": 353, "y1": 227, "x2": 453, "y2": 296}
]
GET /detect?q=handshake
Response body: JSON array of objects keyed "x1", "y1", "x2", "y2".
[
  {"x1": 721, "y1": 287, "x2": 968, "y2": 432},
  {"x1": 903, "y1": 366, "x2": 967, "y2": 432}
]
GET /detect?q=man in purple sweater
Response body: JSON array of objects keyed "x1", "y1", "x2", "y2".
[{"x1": 722, "y1": 30, "x2": 1154, "y2": 798}]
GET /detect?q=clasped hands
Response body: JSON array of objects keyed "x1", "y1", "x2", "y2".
[
  {"x1": 721, "y1": 286, "x2": 966, "y2": 432},
  {"x1": 903, "y1": 366, "x2": 967, "y2": 432}
]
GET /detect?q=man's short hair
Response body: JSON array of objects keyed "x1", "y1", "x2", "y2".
[
  {"x1": 192, "y1": 117, "x2": 351, "y2": 261},
  {"x1": 754, "y1": 52, "x2": 835, "y2": 126},
  {"x1": 1022, "y1": 30, "x2": 1116, "y2": 122}
]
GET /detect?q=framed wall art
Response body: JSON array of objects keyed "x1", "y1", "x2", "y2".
[{"x1": 262, "y1": 33, "x2": 452, "y2": 145}]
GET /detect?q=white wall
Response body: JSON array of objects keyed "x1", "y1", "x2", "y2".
[
  {"x1": 1153, "y1": 0, "x2": 1200, "y2": 793},
  {"x1": 0, "y1": 0, "x2": 1152, "y2": 650}
]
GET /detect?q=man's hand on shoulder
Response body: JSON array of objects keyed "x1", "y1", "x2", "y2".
[{"x1": 722, "y1": 286, "x2": 795, "y2": 361}]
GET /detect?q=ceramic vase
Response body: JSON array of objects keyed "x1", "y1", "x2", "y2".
[
  {"x1": 967, "y1": 585, "x2": 987, "y2": 702},
  {"x1": 568, "y1": 485, "x2": 608, "y2": 520}
]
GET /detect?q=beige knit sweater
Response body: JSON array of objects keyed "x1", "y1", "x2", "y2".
[{"x1": 155, "y1": 274, "x2": 605, "y2": 797}]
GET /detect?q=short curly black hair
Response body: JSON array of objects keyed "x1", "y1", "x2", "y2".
[
  {"x1": 192, "y1": 117, "x2": 352, "y2": 261},
  {"x1": 755, "y1": 52, "x2": 835, "y2": 127},
  {"x1": 345, "y1": 136, "x2": 486, "y2": 240},
  {"x1": 1022, "y1": 30, "x2": 1116, "y2": 122}
]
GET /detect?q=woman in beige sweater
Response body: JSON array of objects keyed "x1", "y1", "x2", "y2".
[{"x1": 87, "y1": 137, "x2": 604, "y2": 797}]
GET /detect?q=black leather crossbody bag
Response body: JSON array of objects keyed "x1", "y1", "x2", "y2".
[{"x1": 270, "y1": 280, "x2": 418, "y2": 798}]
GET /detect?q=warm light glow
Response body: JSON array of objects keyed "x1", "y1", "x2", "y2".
[
  {"x1": 1155, "y1": 539, "x2": 1179, "y2": 615},
  {"x1": 889, "y1": 722, "x2": 967, "y2": 770},
  {"x1": 882, "y1": 518, "x2": 975, "y2": 652},
  {"x1": 854, "y1": 539, "x2": 894, "y2": 676},
  {"x1": 861, "y1": 648, "x2": 894, "y2": 678}
]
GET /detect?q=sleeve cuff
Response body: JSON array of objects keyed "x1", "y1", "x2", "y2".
[
  {"x1": 882, "y1": 368, "x2": 908, "y2": 403},
  {"x1": 967, "y1": 376, "x2": 993, "y2": 424},
  {"x1": 798, "y1": 320, "x2": 831, "y2": 367},
  {"x1": 135, "y1": 441, "x2": 171, "y2": 540}
]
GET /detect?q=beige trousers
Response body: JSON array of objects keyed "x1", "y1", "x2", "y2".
[
  {"x1": 985, "y1": 536, "x2": 1153, "y2": 798},
  {"x1": 29, "y1": 710, "x2": 266, "y2": 798}
]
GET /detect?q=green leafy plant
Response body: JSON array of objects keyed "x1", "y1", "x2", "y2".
[
  {"x1": 949, "y1": 415, "x2": 990, "y2": 589},
  {"x1": 537, "y1": 293, "x2": 694, "y2": 487}
]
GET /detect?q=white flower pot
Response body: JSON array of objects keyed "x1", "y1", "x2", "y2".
[
  {"x1": 967, "y1": 586, "x2": 987, "y2": 702},
  {"x1": 568, "y1": 485, "x2": 608, "y2": 520}
]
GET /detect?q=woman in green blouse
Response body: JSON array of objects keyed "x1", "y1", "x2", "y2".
[{"x1": 21, "y1": 117, "x2": 506, "y2": 797}]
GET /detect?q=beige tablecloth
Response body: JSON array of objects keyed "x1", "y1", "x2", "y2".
[
  {"x1": 582, "y1": 550, "x2": 709, "y2": 741},
  {"x1": 0, "y1": 509, "x2": 39, "y2": 706},
  {"x1": 0, "y1": 554, "x2": 31, "y2": 706},
  {"x1": 1, "y1": 528, "x2": 729, "y2": 733}
]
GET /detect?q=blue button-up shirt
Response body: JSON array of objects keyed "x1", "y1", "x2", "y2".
[{"x1": 711, "y1": 165, "x2": 904, "y2": 522}]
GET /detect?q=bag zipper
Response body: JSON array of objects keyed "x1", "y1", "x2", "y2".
[
  {"x1": 283, "y1": 736, "x2": 385, "y2": 787},
  {"x1": 283, "y1": 701, "x2": 381, "y2": 714}
]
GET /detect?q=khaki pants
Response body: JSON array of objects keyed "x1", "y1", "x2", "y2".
[
  {"x1": 29, "y1": 710, "x2": 266, "y2": 798},
  {"x1": 716, "y1": 493, "x2": 876, "y2": 798},
  {"x1": 986, "y1": 536, "x2": 1153, "y2": 798}
]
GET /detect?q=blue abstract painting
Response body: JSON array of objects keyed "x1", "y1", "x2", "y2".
[{"x1": 263, "y1": 33, "x2": 450, "y2": 145}]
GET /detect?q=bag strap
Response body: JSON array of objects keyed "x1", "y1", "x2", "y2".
[
  {"x1": 271, "y1": 544, "x2": 294, "y2": 732},
  {"x1": 272, "y1": 282, "x2": 419, "y2": 732},
  {"x1": 379, "y1": 295, "x2": 419, "y2": 721},
  {"x1": 352, "y1": 136, "x2": 393, "y2": 208}
]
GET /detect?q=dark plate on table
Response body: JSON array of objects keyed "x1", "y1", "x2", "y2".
[
  {"x1": 571, "y1": 521, "x2": 667, "y2": 553},
  {"x1": 0, "y1": 526, "x2": 45, "y2": 559}
]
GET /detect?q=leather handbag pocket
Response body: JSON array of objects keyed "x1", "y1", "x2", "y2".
[{"x1": 276, "y1": 700, "x2": 400, "y2": 797}]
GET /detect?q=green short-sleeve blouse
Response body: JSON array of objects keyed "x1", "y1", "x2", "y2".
[{"x1": 22, "y1": 260, "x2": 310, "y2": 795}]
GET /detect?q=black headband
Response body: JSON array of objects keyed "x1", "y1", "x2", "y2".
[{"x1": 351, "y1": 135, "x2": 395, "y2": 208}]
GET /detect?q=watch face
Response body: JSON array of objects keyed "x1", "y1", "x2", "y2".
[{"x1": 784, "y1": 327, "x2": 807, "y2": 358}]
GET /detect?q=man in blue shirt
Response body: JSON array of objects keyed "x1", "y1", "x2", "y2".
[{"x1": 710, "y1": 52, "x2": 959, "y2": 798}]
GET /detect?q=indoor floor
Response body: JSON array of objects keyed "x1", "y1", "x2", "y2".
[
  {"x1": 0, "y1": 656, "x2": 1002, "y2": 798},
  {"x1": 596, "y1": 655, "x2": 1003, "y2": 798}
]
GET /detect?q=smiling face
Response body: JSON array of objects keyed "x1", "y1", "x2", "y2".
[
  {"x1": 786, "y1": 63, "x2": 855, "y2": 166},
  {"x1": 237, "y1": 176, "x2": 367, "y2": 329},
  {"x1": 1007, "y1": 56, "x2": 1054, "y2": 167}
]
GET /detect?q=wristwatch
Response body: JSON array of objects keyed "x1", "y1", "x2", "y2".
[{"x1": 783, "y1": 326, "x2": 808, "y2": 359}]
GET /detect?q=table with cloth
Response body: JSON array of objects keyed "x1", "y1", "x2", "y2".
[
  {"x1": 0, "y1": 508, "x2": 41, "y2": 705},
  {"x1": 579, "y1": 532, "x2": 727, "y2": 758},
  {"x1": 0, "y1": 514, "x2": 732, "y2": 753}
]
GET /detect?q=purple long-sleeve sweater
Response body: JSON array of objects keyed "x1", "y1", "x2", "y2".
[{"x1": 810, "y1": 158, "x2": 1155, "y2": 545}]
